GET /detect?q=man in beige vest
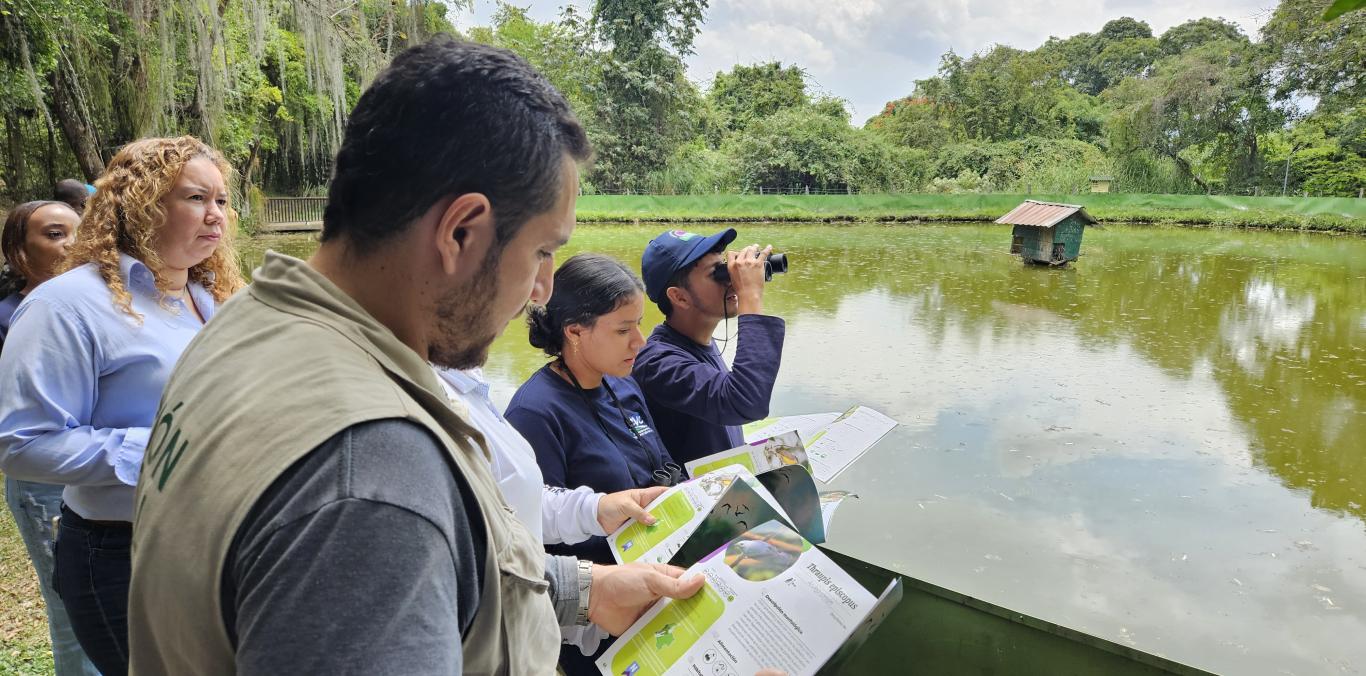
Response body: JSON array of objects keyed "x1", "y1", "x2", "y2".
[{"x1": 128, "y1": 37, "x2": 703, "y2": 675}]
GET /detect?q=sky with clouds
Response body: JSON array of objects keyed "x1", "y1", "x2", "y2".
[{"x1": 459, "y1": 0, "x2": 1279, "y2": 124}]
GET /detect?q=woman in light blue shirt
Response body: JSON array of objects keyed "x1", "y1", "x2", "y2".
[
  {"x1": 0, "y1": 137, "x2": 245, "y2": 676},
  {"x1": 1, "y1": 199, "x2": 98, "y2": 676}
]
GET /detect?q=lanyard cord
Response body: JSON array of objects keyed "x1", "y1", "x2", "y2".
[
  {"x1": 712, "y1": 284, "x2": 736, "y2": 357},
  {"x1": 554, "y1": 359, "x2": 665, "y2": 479}
]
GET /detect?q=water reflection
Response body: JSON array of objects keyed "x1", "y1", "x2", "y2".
[{"x1": 240, "y1": 224, "x2": 1366, "y2": 674}]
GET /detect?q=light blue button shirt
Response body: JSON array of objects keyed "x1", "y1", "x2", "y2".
[{"x1": 0, "y1": 253, "x2": 216, "y2": 521}]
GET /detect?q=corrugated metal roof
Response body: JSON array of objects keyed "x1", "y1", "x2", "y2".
[{"x1": 995, "y1": 200, "x2": 1098, "y2": 227}]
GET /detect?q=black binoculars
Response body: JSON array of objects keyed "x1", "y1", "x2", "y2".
[
  {"x1": 652, "y1": 462, "x2": 684, "y2": 487},
  {"x1": 710, "y1": 252, "x2": 790, "y2": 284}
]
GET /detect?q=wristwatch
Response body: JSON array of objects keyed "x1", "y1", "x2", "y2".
[{"x1": 575, "y1": 559, "x2": 594, "y2": 626}]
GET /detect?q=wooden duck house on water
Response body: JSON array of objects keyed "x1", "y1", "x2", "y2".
[{"x1": 997, "y1": 200, "x2": 1097, "y2": 266}]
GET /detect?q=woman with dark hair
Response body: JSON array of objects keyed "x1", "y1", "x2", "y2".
[
  {"x1": 0, "y1": 136, "x2": 245, "y2": 675},
  {"x1": 507, "y1": 253, "x2": 679, "y2": 561},
  {"x1": 0, "y1": 200, "x2": 99, "y2": 676},
  {"x1": 506, "y1": 252, "x2": 680, "y2": 675},
  {"x1": 1, "y1": 200, "x2": 80, "y2": 341}
]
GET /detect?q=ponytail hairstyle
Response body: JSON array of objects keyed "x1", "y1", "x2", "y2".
[{"x1": 526, "y1": 253, "x2": 644, "y2": 357}]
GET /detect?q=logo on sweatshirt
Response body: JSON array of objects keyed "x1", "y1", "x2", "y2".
[{"x1": 627, "y1": 414, "x2": 654, "y2": 438}]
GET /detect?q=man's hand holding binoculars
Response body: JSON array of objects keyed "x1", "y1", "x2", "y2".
[{"x1": 726, "y1": 244, "x2": 773, "y2": 316}]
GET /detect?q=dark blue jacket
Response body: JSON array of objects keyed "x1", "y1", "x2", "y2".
[
  {"x1": 506, "y1": 364, "x2": 674, "y2": 563},
  {"x1": 631, "y1": 314, "x2": 785, "y2": 464}
]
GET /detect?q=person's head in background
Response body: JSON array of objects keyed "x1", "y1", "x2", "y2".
[
  {"x1": 527, "y1": 253, "x2": 647, "y2": 387},
  {"x1": 314, "y1": 36, "x2": 590, "y2": 370},
  {"x1": 1, "y1": 200, "x2": 80, "y2": 296},
  {"x1": 54, "y1": 178, "x2": 92, "y2": 213},
  {"x1": 65, "y1": 136, "x2": 246, "y2": 317}
]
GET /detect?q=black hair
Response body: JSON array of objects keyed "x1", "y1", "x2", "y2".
[
  {"x1": 321, "y1": 36, "x2": 591, "y2": 251},
  {"x1": 527, "y1": 253, "x2": 645, "y2": 357},
  {"x1": 657, "y1": 241, "x2": 726, "y2": 317},
  {"x1": 53, "y1": 179, "x2": 87, "y2": 211}
]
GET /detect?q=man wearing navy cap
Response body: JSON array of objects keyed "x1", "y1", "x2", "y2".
[{"x1": 632, "y1": 229, "x2": 785, "y2": 464}]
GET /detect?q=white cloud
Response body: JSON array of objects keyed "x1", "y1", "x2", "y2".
[{"x1": 691, "y1": 20, "x2": 838, "y2": 77}]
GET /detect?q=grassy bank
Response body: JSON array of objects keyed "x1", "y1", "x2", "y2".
[{"x1": 575, "y1": 193, "x2": 1365, "y2": 233}]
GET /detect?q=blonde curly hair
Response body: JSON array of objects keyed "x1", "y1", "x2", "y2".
[{"x1": 64, "y1": 136, "x2": 246, "y2": 319}]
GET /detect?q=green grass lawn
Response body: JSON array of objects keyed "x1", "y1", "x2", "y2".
[
  {"x1": 0, "y1": 477, "x2": 54, "y2": 675},
  {"x1": 574, "y1": 193, "x2": 1365, "y2": 233}
]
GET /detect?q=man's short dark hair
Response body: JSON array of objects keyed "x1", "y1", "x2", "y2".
[
  {"x1": 321, "y1": 36, "x2": 590, "y2": 250},
  {"x1": 54, "y1": 179, "x2": 87, "y2": 211}
]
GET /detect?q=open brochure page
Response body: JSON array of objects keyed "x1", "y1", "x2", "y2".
[
  {"x1": 804, "y1": 406, "x2": 899, "y2": 482},
  {"x1": 670, "y1": 475, "x2": 808, "y2": 567},
  {"x1": 685, "y1": 431, "x2": 810, "y2": 478},
  {"x1": 743, "y1": 412, "x2": 840, "y2": 445},
  {"x1": 598, "y1": 520, "x2": 878, "y2": 676},
  {"x1": 755, "y1": 466, "x2": 825, "y2": 546},
  {"x1": 609, "y1": 466, "x2": 791, "y2": 565},
  {"x1": 817, "y1": 491, "x2": 858, "y2": 531}
]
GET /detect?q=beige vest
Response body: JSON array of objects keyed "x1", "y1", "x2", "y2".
[{"x1": 128, "y1": 252, "x2": 559, "y2": 675}]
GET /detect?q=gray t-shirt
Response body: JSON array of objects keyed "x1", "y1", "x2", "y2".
[{"x1": 221, "y1": 418, "x2": 578, "y2": 675}]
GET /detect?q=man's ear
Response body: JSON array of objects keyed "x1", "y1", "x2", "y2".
[
  {"x1": 665, "y1": 285, "x2": 691, "y2": 312},
  {"x1": 433, "y1": 193, "x2": 495, "y2": 278}
]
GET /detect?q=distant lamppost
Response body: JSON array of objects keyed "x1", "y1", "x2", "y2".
[{"x1": 1281, "y1": 144, "x2": 1301, "y2": 197}]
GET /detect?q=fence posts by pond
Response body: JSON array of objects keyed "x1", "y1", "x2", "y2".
[{"x1": 262, "y1": 197, "x2": 327, "y2": 232}]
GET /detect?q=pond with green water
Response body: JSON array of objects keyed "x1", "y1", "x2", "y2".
[{"x1": 240, "y1": 223, "x2": 1366, "y2": 675}]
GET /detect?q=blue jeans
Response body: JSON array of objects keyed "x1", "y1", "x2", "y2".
[
  {"x1": 4, "y1": 478, "x2": 101, "y2": 676},
  {"x1": 54, "y1": 505, "x2": 131, "y2": 676}
]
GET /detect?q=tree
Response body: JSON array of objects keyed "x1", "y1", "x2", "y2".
[
  {"x1": 1107, "y1": 40, "x2": 1282, "y2": 193},
  {"x1": 726, "y1": 104, "x2": 922, "y2": 193},
  {"x1": 708, "y1": 62, "x2": 808, "y2": 133},
  {"x1": 1268, "y1": 109, "x2": 1366, "y2": 196},
  {"x1": 1099, "y1": 17, "x2": 1153, "y2": 42},
  {"x1": 927, "y1": 46, "x2": 1081, "y2": 142},
  {"x1": 1041, "y1": 17, "x2": 1157, "y2": 95},
  {"x1": 1158, "y1": 18, "x2": 1247, "y2": 56},
  {"x1": 0, "y1": 0, "x2": 462, "y2": 204},
  {"x1": 1262, "y1": 0, "x2": 1366, "y2": 112},
  {"x1": 585, "y1": 0, "x2": 710, "y2": 191}
]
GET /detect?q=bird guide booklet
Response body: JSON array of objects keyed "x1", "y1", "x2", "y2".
[
  {"x1": 607, "y1": 462, "x2": 825, "y2": 566},
  {"x1": 741, "y1": 406, "x2": 900, "y2": 482},
  {"x1": 596, "y1": 519, "x2": 901, "y2": 676},
  {"x1": 683, "y1": 430, "x2": 812, "y2": 479}
]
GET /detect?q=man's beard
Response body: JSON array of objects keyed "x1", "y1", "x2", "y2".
[{"x1": 428, "y1": 249, "x2": 503, "y2": 370}]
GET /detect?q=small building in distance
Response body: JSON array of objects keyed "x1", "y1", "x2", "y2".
[
  {"x1": 1089, "y1": 175, "x2": 1114, "y2": 193},
  {"x1": 997, "y1": 200, "x2": 1097, "y2": 266}
]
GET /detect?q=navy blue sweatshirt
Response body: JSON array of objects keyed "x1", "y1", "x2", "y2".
[
  {"x1": 631, "y1": 314, "x2": 785, "y2": 465},
  {"x1": 505, "y1": 364, "x2": 675, "y2": 563}
]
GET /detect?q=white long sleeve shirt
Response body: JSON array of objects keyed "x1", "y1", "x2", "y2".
[{"x1": 432, "y1": 367, "x2": 605, "y2": 546}]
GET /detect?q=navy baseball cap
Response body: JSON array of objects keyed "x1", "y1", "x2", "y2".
[{"x1": 641, "y1": 228, "x2": 738, "y2": 303}]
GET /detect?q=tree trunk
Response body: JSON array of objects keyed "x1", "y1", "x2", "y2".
[
  {"x1": 1171, "y1": 153, "x2": 1210, "y2": 193},
  {"x1": 4, "y1": 110, "x2": 25, "y2": 197},
  {"x1": 107, "y1": 0, "x2": 147, "y2": 150},
  {"x1": 239, "y1": 137, "x2": 261, "y2": 220},
  {"x1": 48, "y1": 54, "x2": 106, "y2": 181},
  {"x1": 46, "y1": 120, "x2": 57, "y2": 191}
]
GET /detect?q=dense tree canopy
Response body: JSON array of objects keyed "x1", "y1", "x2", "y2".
[
  {"x1": 0, "y1": 0, "x2": 1362, "y2": 210},
  {"x1": 867, "y1": 0, "x2": 1364, "y2": 196}
]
